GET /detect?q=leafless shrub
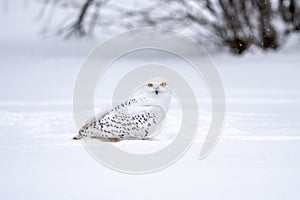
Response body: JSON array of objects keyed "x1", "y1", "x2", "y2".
[{"x1": 38, "y1": 0, "x2": 300, "y2": 54}]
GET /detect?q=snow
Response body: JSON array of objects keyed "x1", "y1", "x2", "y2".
[{"x1": 1, "y1": 1, "x2": 300, "y2": 200}]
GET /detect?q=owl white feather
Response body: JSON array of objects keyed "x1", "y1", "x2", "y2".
[{"x1": 73, "y1": 78, "x2": 171, "y2": 141}]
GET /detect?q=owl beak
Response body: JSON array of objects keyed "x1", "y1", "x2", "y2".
[{"x1": 155, "y1": 90, "x2": 159, "y2": 95}]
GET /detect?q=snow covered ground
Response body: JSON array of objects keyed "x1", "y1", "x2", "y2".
[{"x1": 1, "y1": 2, "x2": 300, "y2": 200}]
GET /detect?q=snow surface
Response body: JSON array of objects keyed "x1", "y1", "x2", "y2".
[{"x1": 1, "y1": 1, "x2": 300, "y2": 200}]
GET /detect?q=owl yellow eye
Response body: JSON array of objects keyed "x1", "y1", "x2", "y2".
[
  {"x1": 160, "y1": 82, "x2": 166, "y2": 87},
  {"x1": 148, "y1": 83, "x2": 153, "y2": 87}
]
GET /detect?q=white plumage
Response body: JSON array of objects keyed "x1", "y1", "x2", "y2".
[{"x1": 73, "y1": 79, "x2": 171, "y2": 141}]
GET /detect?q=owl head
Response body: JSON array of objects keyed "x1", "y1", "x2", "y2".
[
  {"x1": 146, "y1": 81, "x2": 167, "y2": 95},
  {"x1": 140, "y1": 77, "x2": 168, "y2": 96},
  {"x1": 129, "y1": 77, "x2": 171, "y2": 111},
  {"x1": 131, "y1": 77, "x2": 171, "y2": 98}
]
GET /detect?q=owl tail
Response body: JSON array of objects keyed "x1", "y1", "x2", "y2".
[{"x1": 72, "y1": 133, "x2": 86, "y2": 140}]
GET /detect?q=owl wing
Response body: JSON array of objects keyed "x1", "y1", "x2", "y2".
[
  {"x1": 80, "y1": 103, "x2": 165, "y2": 139},
  {"x1": 79, "y1": 106, "x2": 111, "y2": 131},
  {"x1": 124, "y1": 105, "x2": 166, "y2": 139}
]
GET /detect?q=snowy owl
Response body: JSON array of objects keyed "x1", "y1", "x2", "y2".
[{"x1": 73, "y1": 78, "x2": 172, "y2": 141}]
